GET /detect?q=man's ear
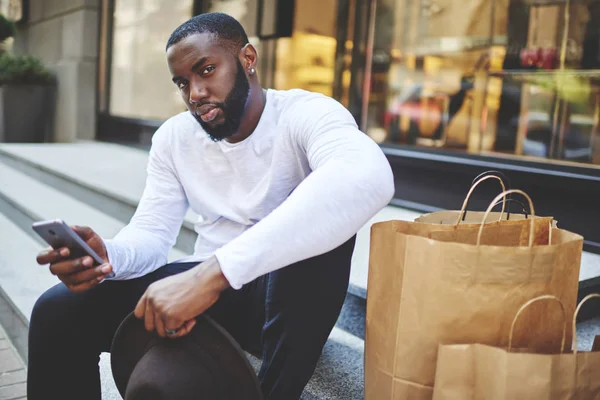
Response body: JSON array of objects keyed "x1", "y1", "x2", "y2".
[{"x1": 239, "y1": 43, "x2": 258, "y2": 74}]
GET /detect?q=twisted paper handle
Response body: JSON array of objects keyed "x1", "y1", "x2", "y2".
[
  {"x1": 477, "y1": 189, "x2": 536, "y2": 247},
  {"x1": 508, "y1": 295, "x2": 566, "y2": 353},
  {"x1": 455, "y1": 175, "x2": 507, "y2": 226}
]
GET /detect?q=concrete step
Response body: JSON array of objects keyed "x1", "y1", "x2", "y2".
[
  {"x1": 0, "y1": 161, "x2": 187, "y2": 262},
  {"x1": 2, "y1": 142, "x2": 600, "y2": 296},
  {"x1": 0, "y1": 160, "x2": 366, "y2": 399},
  {"x1": 0, "y1": 321, "x2": 27, "y2": 400},
  {"x1": 0, "y1": 212, "x2": 55, "y2": 360},
  {"x1": 1, "y1": 142, "x2": 599, "y2": 399},
  {"x1": 1, "y1": 142, "x2": 599, "y2": 315},
  {"x1": 0, "y1": 142, "x2": 421, "y2": 299},
  {"x1": 0, "y1": 213, "x2": 365, "y2": 400},
  {"x1": 2, "y1": 208, "x2": 598, "y2": 400}
]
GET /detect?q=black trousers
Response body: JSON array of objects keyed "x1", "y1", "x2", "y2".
[{"x1": 27, "y1": 236, "x2": 355, "y2": 400}]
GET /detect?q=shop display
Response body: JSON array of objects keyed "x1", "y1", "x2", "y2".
[{"x1": 369, "y1": 0, "x2": 600, "y2": 167}]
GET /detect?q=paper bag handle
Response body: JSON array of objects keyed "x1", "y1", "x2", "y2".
[
  {"x1": 470, "y1": 170, "x2": 511, "y2": 190},
  {"x1": 477, "y1": 190, "x2": 536, "y2": 247},
  {"x1": 572, "y1": 294, "x2": 600, "y2": 354},
  {"x1": 491, "y1": 198, "x2": 530, "y2": 219},
  {"x1": 455, "y1": 175, "x2": 507, "y2": 226},
  {"x1": 508, "y1": 295, "x2": 566, "y2": 352}
]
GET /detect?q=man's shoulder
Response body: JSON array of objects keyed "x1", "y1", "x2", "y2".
[{"x1": 270, "y1": 89, "x2": 356, "y2": 131}]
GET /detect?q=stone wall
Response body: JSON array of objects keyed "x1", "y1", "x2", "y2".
[{"x1": 14, "y1": 0, "x2": 100, "y2": 142}]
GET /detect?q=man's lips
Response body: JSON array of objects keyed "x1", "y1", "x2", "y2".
[{"x1": 195, "y1": 104, "x2": 221, "y2": 123}]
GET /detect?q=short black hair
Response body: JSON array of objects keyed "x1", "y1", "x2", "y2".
[{"x1": 166, "y1": 13, "x2": 250, "y2": 54}]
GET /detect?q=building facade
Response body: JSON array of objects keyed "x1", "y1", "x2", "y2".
[{"x1": 7, "y1": 0, "x2": 600, "y2": 253}]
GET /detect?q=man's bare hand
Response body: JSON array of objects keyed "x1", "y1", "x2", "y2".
[
  {"x1": 134, "y1": 257, "x2": 230, "y2": 339},
  {"x1": 36, "y1": 226, "x2": 113, "y2": 293}
]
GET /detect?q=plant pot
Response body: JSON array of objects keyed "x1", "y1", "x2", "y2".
[{"x1": 0, "y1": 84, "x2": 55, "y2": 143}]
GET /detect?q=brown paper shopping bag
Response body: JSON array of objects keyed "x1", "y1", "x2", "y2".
[
  {"x1": 433, "y1": 294, "x2": 600, "y2": 400},
  {"x1": 416, "y1": 174, "x2": 555, "y2": 225},
  {"x1": 365, "y1": 190, "x2": 583, "y2": 400}
]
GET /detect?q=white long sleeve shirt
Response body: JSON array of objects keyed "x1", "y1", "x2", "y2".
[{"x1": 104, "y1": 89, "x2": 395, "y2": 289}]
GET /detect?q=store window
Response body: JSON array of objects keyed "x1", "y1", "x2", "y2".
[
  {"x1": 104, "y1": 0, "x2": 359, "y2": 123},
  {"x1": 0, "y1": 0, "x2": 23, "y2": 21},
  {"x1": 201, "y1": 0, "x2": 258, "y2": 37},
  {"x1": 366, "y1": 0, "x2": 600, "y2": 167},
  {"x1": 204, "y1": 0, "x2": 354, "y2": 103},
  {"x1": 272, "y1": 0, "x2": 343, "y2": 98},
  {"x1": 109, "y1": 0, "x2": 194, "y2": 120}
]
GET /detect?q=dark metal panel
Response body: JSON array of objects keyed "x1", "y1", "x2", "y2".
[
  {"x1": 193, "y1": 0, "x2": 204, "y2": 15},
  {"x1": 346, "y1": 0, "x2": 371, "y2": 122},
  {"x1": 96, "y1": 113, "x2": 162, "y2": 146},
  {"x1": 257, "y1": 0, "x2": 295, "y2": 40}
]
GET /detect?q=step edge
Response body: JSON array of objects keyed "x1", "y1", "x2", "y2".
[
  {"x1": 0, "y1": 149, "x2": 198, "y2": 231},
  {"x1": 0, "y1": 163, "x2": 126, "y2": 237},
  {"x1": 0, "y1": 147, "x2": 139, "y2": 209},
  {"x1": 0, "y1": 284, "x2": 30, "y2": 362}
]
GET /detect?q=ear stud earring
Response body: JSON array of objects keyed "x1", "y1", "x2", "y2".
[{"x1": 250, "y1": 68, "x2": 255, "y2": 75}]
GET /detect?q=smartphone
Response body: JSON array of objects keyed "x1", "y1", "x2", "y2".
[{"x1": 32, "y1": 219, "x2": 104, "y2": 265}]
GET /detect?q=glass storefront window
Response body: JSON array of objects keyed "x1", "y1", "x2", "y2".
[
  {"x1": 105, "y1": 0, "x2": 358, "y2": 122},
  {"x1": 272, "y1": 0, "x2": 341, "y2": 98},
  {"x1": 109, "y1": 0, "x2": 194, "y2": 120},
  {"x1": 205, "y1": 0, "x2": 354, "y2": 103},
  {"x1": 201, "y1": 0, "x2": 258, "y2": 37},
  {"x1": 366, "y1": 0, "x2": 600, "y2": 167},
  {"x1": 0, "y1": 0, "x2": 23, "y2": 21}
]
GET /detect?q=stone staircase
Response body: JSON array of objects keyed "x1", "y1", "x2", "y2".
[
  {"x1": 1, "y1": 141, "x2": 599, "y2": 399},
  {"x1": 0, "y1": 141, "x2": 422, "y2": 399}
]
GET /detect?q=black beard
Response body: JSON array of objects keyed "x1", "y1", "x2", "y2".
[{"x1": 193, "y1": 60, "x2": 250, "y2": 142}]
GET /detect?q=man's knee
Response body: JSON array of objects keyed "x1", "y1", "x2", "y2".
[{"x1": 30, "y1": 283, "x2": 73, "y2": 329}]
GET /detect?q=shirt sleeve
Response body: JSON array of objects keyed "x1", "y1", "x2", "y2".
[
  {"x1": 103, "y1": 121, "x2": 189, "y2": 280},
  {"x1": 214, "y1": 95, "x2": 395, "y2": 289}
]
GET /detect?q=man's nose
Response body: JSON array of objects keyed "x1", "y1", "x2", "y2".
[{"x1": 189, "y1": 82, "x2": 209, "y2": 104}]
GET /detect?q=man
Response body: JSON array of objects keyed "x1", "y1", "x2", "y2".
[{"x1": 28, "y1": 12, "x2": 394, "y2": 400}]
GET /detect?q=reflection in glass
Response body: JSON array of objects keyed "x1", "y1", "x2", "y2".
[
  {"x1": 202, "y1": 0, "x2": 258, "y2": 37},
  {"x1": 272, "y1": 0, "x2": 346, "y2": 98},
  {"x1": 367, "y1": 0, "x2": 600, "y2": 167},
  {"x1": 109, "y1": 0, "x2": 194, "y2": 120},
  {"x1": 0, "y1": 0, "x2": 23, "y2": 21},
  {"x1": 205, "y1": 0, "x2": 346, "y2": 99}
]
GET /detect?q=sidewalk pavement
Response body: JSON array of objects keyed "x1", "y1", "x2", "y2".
[{"x1": 0, "y1": 324, "x2": 26, "y2": 400}]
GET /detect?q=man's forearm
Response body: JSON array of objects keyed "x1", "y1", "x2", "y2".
[{"x1": 191, "y1": 256, "x2": 231, "y2": 293}]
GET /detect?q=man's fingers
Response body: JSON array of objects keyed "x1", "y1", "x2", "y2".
[
  {"x1": 67, "y1": 278, "x2": 101, "y2": 293},
  {"x1": 50, "y1": 256, "x2": 95, "y2": 276},
  {"x1": 60, "y1": 264, "x2": 111, "y2": 286},
  {"x1": 145, "y1": 301, "x2": 156, "y2": 333},
  {"x1": 169, "y1": 319, "x2": 196, "y2": 339},
  {"x1": 156, "y1": 314, "x2": 166, "y2": 338},
  {"x1": 36, "y1": 247, "x2": 55, "y2": 265},
  {"x1": 37, "y1": 247, "x2": 70, "y2": 265},
  {"x1": 164, "y1": 317, "x2": 188, "y2": 339},
  {"x1": 134, "y1": 293, "x2": 147, "y2": 319},
  {"x1": 71, "y1": 225, "x2": 94, "y2": 241},
  {"x1": 159, "y1": 314, "x2": 185, "y2": 338}
]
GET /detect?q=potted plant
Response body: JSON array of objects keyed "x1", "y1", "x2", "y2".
[{"x1": 0, "y1": 52, "x2": 56, "y2": 142}]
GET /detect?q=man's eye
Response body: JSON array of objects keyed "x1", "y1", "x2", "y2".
[
  {"x1": 176, "y1": 81, "x2": 188, "y2": 89},
  {"x1": 202, "y1": 66, "x2": 216, "y2": 75}
]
